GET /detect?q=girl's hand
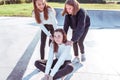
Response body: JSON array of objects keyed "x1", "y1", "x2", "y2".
[
  {"x1": 49, "y1": 35, "x2": 53, "y2": 41},
  {"x1": 65, "y1": 41, "x2": 73, "y2": 46},
  {"x1": 41, "y1": 74, "x2": 49, "y2": 80},
  {"x1": 48, "y1": 75, "x2": 53, "y2": 80}
]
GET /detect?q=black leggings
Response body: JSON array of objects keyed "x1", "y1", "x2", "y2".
[
  {"x1": 34, "y1": 59, "x2": 73, "y2": 80},
  {"x1": 73, "y1": 26, "x2": 89, "y2": 56},
  {"x1": 40, "y1": 24, "x2": 54, "y2": 59}
]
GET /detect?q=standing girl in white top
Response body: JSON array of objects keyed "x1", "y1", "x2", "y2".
[
  {"x1": 35, "y1": 29, "x2": 73, "y2": 80},
  {"x1": 33, "y1": 0, "x2": 57, "y2": 60}
]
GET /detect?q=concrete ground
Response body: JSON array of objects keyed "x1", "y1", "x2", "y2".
[{"x1": 0, "y1": 13, "x2": 120, "y2": 80}]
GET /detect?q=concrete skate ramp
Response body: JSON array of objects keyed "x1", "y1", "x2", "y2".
[{"x1": 54, "y1": 8, "x2": 120, "y2": 28}]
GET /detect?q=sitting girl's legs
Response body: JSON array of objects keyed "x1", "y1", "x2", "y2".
[
  {"x1": 34, "y1": 60, "x2": 73, "y2": 80},
  {"x1": 34, "y1": 60, "x2": 46, "y2": 72},
  {"x1": 53, "y1": 63, "x2": 73, "y2": 80},
  {"x1": 34, "y1": 59, "x2": 58, "y2": 72}
]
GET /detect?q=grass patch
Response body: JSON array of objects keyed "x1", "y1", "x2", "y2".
[
  {"x1": 0, "y1": 3, "x2": 33, "y2": 17},
  {"x1": 0, "y1": 2, "x2": 120, "y2": 17}
]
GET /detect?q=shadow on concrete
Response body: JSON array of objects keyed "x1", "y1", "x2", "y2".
[{"x1": 22, "y1": 69, "x2": 40, "y2": 80}]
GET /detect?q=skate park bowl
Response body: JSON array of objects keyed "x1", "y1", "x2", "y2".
[
  {"x1": 1, "y1": 8, "x2": 120, "y2": 80},
  {"x1": 54, "y1": 8, "x2": 120, "y2": 29}
]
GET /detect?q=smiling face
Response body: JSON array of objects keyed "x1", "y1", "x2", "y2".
[
  {"x1": 36, "y1": 0, "x2": 46, "y2": 11},
  {"x1": 54, "y1": 31, "x2": 63, "y2": 45},
  {"x1": 66, "y1": 4, "x2": 74, "y2": 15}
]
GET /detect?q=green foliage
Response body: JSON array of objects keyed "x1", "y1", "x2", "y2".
[
  {"x1": 25, "y1": 0, "x2": 32, "y2": 3},
  {"x1": 47, "y1": 0, "x2": 106, "y2": 3},
  {"x1": 0, "y1": 0, "x2": 32, "y2": 5},
  {"x1": 48, "y1": 0, "x2": 65, "y2": 2},
  {"x1": 0, "y1": 0, "x2": 4, "y2": 5},
  {"x1": 78, "y1": 0, "x2": 106, "y2": 3},
  {"x1": 0, "y1": 2, "x2": 120, "y2": 17}
]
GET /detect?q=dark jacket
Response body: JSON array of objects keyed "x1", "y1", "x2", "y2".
[{"x1": 63, "y1": 8, "x2": 90, "y2": 42}]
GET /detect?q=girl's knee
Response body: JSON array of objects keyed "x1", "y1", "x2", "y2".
[
  {"x1": 34, "y1": 60, "x2": 40, "y2": 67},
  {"x1": 68, "y1": 64, "x2": 74, "y2": 72}
]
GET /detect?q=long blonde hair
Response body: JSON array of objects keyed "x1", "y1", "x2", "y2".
[{"x1": 62, "y1": 0, "x2": 80, "y2": 16}]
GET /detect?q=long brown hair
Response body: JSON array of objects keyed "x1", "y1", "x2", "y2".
[
  {"x1": 62, "y1": 0, "x2": 80, "y2": 16},
  {"x1": 33, "y1": 0, "x2": 51, "y2": 23},
  {"x1": 53, "y1": 29, "x2": 67, "y2": 53}
]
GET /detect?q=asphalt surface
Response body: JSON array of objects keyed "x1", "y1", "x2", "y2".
[{"x1": 0, "y1": 9, "x2": 120, "y2": 80}]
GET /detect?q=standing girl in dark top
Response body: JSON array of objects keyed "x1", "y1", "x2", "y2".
[
  {"x1": 62, "y1": 0, "x2": 90, "y2": 62},
  {"x1": 33, "y1": 0, "x2": 57, "y2": 60}
]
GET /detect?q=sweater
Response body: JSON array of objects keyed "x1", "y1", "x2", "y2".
[
  {"x1": 45, "y1": 43, "x2": 72, "y2": 77},
  {"x1": 64, "y1": 8, "x2": 90, "y2": 42},
  {"x1": 33, "y1": 8, "x2": 58, "y2": 37}
]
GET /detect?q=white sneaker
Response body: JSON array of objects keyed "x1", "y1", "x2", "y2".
[
  {"x1": 81, "y1": 54, "x2": 86, "y2": 62},
  {"x1": 41, "y1": 77, "x2": 46, "y2": 80},
  {"x1": 72, "y1": 57, "x2": 80, "y2": 63},
  {"x1": 56, "y1": 78, "x2": 62, "y2": 80}
]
